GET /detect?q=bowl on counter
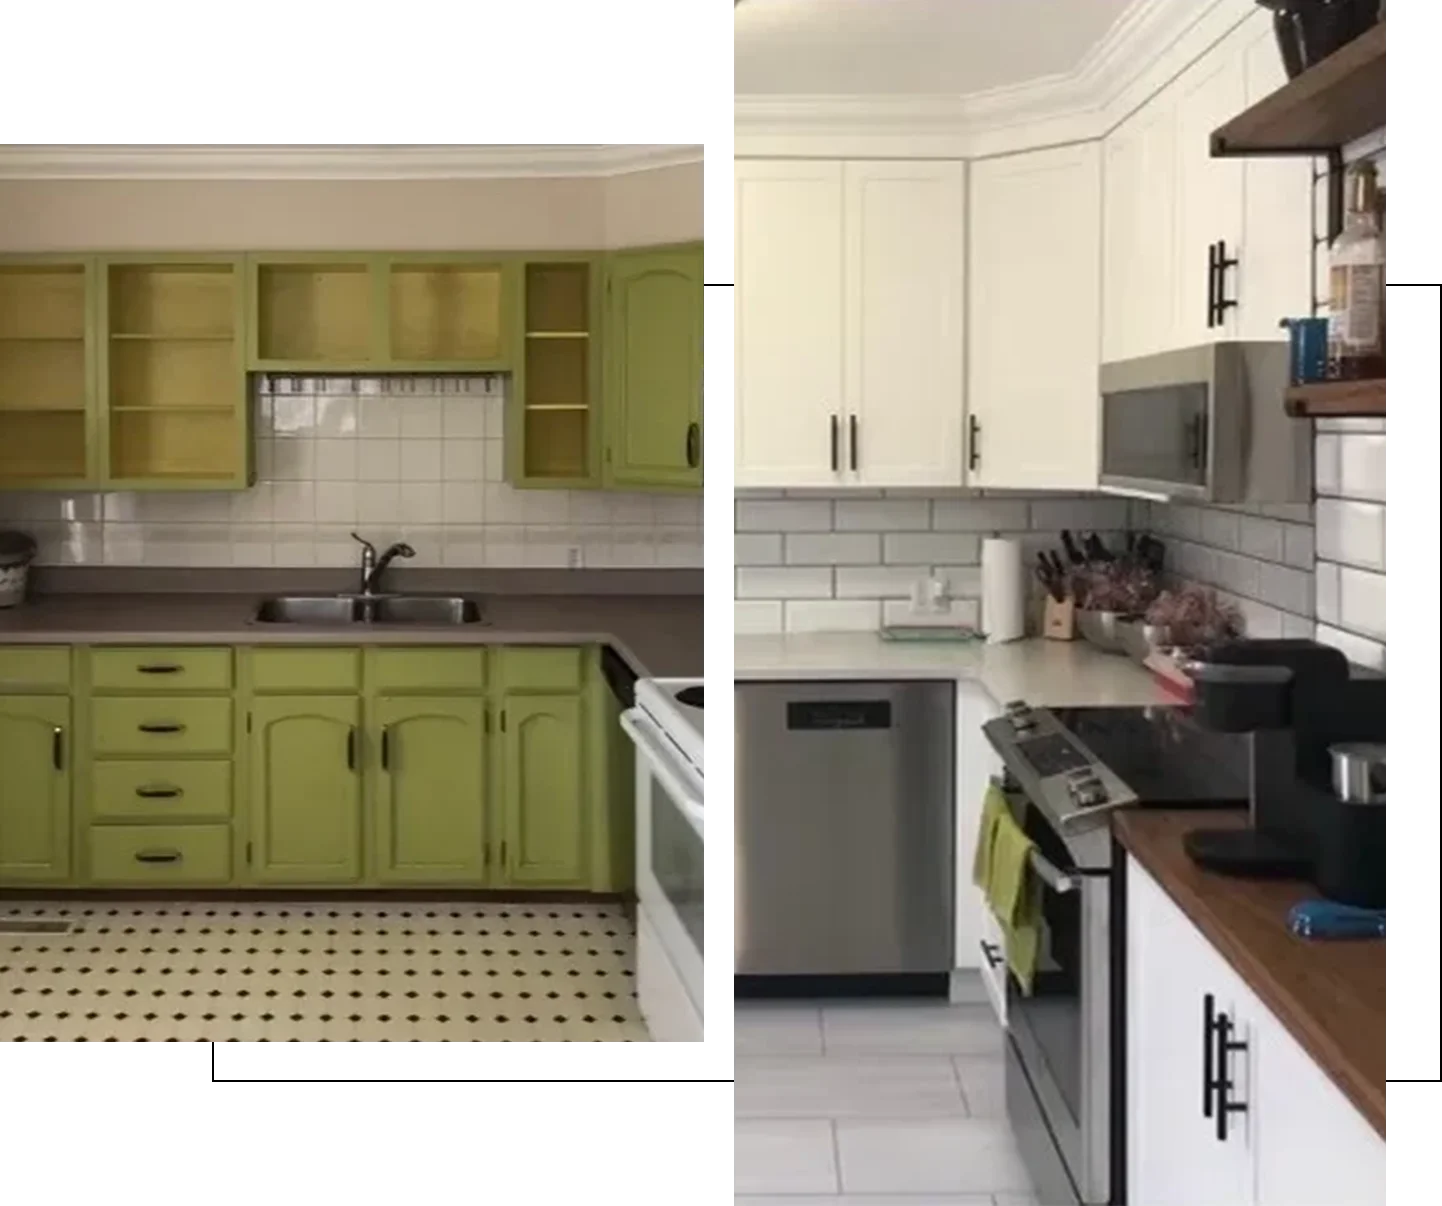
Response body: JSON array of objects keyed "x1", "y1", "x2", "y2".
[
  {"x1": 1077, "y1": 609, "x2": 1137, "y2": 655},
  {"x1": 1117, "y1": 620, "x2": 1173, "y2": 665}
]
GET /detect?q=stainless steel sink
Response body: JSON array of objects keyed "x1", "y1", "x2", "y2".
[{"x1": 251, "y1": 595, "x2": 484, "y2": 626}]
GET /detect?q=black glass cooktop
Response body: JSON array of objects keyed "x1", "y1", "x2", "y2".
[
  {"x1": 1049, "y1": 706, "x2": 1248, "y2": 806},
  {"x1": 676, "y1": 686, "x2": 703, "y2": 709}
]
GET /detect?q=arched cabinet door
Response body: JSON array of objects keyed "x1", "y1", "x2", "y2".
[
  {"x1": 0, "y1": 696, "x2": 71, "y2": 883},
  {"x1": 500, "y1": 694, "x2": 586, "y2": 888}
]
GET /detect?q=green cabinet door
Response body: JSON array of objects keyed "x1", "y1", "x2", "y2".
[
  {"x1": 249, "y1": 696, "x2": 361, "y2": 883},
  {"x1": 0, "y1": 696, "x2": 71, "y2": 882},
  {"x1": 604, "y1": 246, "x2": 703, "y2": 490},
  {"x1": 501, "y1": 694, "x2": 587, "y2": 887},
  {"x1": 374, "y1": 696, "x2": 488, "y2": 884}
]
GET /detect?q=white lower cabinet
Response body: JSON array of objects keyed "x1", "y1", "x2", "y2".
[
  {"x1": 968, "y1": 142, "x2": 1103, "y2": 490},
  {"x1": 954, "y1": 682, "x2": 1006, "y2": 1024},
  {"x1": 1127, "y1": 858, "x2": 1383, "y2": 1206}
]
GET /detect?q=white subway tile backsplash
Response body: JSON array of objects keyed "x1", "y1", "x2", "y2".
[
  {"x1": 1315, "y1": 497, "x2": 1385, "y2": 571},
  {"x1": 1315, "y1": 623, "x2": 1385, "y2": 670},
  {"x1": 314, "y1": 481, "x2": 359, "y2": 524},
  {"x1": 1314, "y1": 434, "x2": 1341, "y2": 496},
  {"x1": 737, "y1": 499, "x2": 833, "y2": 532},
  {"x1": 1282, "y1": 523, "x2": 1315, "y2": 569},
  {"x1": 736, "y1": 533, "x2": 783, "y2": 566},
  {"x1": 736, "y1": 566, "x2": 834, "y2": 600},
  {"x1": 399, "y1": 439, "x2": 443, "y2": 482},
  {"x1": 735, "y1": 600, "x2": 784, "y2": 635},
  {"x1": 1238, "y1": 517, "x2": 1285, "y2": 563},
  {"x1": 1314, "y1": 561, "x2": 1340, "y2": 625},
  {"x1": 834, "y1": 499, "x2": 932, "y2": 531},
  {"x1": 786, "y1": 533, "x2": 882, "y2": 565},
  {"x1": 398, "y1": 396, "x2": 444, "y2": 439},
  {"x1": 1338, "y1": 565, "x2": 1386, "y2": 639},
  {"x1": 932, "y1": 498, "x2": 1031, "y2": 532},
  {"x1": 784, "y1": 599, "x2": 881, "y2": 633},
  {"x1": 881, "y1": 596, "x2": 980, "y2": 627},
  {"x1": 1028, "y1": 498, "x2": 1130, "y2": 532},
  {"x1": 314, "y1": 438, "x2": 358, "y2": 482},
  {"x1": 1336, "y1": 432, "x2": 1386, "y2": 502},
  {"x1": 834, "y1": 565, "x2": 928, "y2": 599},
  {"x1": 883, "y1": 532, "x2": 981, "y2": 565}
]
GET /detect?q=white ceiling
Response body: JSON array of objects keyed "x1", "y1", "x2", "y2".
[{"x1": 735, "y1": 0, "x2": 1135, "y2": 97}]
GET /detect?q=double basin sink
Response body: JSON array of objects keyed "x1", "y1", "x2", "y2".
[{"x1": 252, "y1": 595, "x2": 484, "y2": 626}]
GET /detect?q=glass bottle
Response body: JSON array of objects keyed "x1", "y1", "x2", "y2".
[{"x1": 1327, "y1": 161, "x2": 1385, "y2": 380}]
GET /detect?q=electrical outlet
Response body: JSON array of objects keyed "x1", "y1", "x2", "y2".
[{"x1": 567, "y1": 546, "x2": 582, "y2": 569}]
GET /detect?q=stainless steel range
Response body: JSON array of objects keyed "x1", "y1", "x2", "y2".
[{"x1": 983, "y1": 701, "x2": 1247, "y2": 1206}]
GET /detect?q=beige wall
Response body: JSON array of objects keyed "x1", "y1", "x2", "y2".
[{"x1": 0, "y1": 163, "x2": 701, "y2": 251}]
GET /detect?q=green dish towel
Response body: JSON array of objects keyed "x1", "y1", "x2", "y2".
[{"x1": 973, "y1": 784, "x2": 1042, "y2": 996}]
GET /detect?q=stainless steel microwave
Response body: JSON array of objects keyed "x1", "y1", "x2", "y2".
[{"x1": 1098, "y1": 342, "x2": 1312, "y2": 504}]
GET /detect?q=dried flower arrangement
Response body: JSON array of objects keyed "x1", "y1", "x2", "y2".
[
  {"x1": 1073, "y1": 562, "x2": 1161, "y2": 616},
  {"x1": 1145, "y1": 586, "x2": 1245, "y2": 647}
]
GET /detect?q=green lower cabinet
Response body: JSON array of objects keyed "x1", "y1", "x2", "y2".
[
  {"x1": 374, "y1": 696, "x2": 488, "y2": 883},
  {"x1": 0, "y1": 696, "x2": 71, "y2": 883},
  {"x1": 501, "y1": 693, "x2": 587, "y2": 887},
  {"x1": 249, "y1": 695, "x2": 362, "y2": 883}
]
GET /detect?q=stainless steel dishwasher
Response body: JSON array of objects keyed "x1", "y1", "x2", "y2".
[{"x1": 735, "y1": 680, "x2": 955, "y2": 977}]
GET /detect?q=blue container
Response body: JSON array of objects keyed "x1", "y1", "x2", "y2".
[{"x1": 1279, "y1": 317, "x2": 1329, "y2": 384}]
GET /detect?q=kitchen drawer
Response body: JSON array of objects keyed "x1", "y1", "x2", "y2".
[
  {"x1": 91, "y1": 696, "x2": 234, "y2": 756},
  {"x1": 250, "y1": 647, "x2": 361, "y2": 693},
  {"x1": 90, "y1": 647, "x2": 233, "y2": 692},
  {"x1": 91, "y1": 759, "x2": 233, "y2": 822},
  {"x1": 368, "y1": 647, "x2": 487, "y2": 693},
  {"x1": 87, "y1": 824, "x2": 232, "y2": 885},
  {"x1": 497, "y1": 646, "x2": 585, "y2": 692},
  {"x1": 0, "y1": 646, "x2": 72, "y2": 692}
]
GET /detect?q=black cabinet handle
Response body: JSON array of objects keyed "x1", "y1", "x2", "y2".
[
  {"x1": 135, "y1": 849, "x2": 181, "y2": 864},
  {"x1": 1203, "y1": 993, "x2": 1218, "y2": 1119},
  {"x1": 685, "y1": 422, "x2": 700, "y2": 470},
  {"x1": 1206, "y1": 242, "x2": 1219, "y2": 329},
  {"x1": 968, "y1": 416, "x2": 981, "y2": 472},
  {"x1": 830, "y1": 414, "x2": 840, "y2": 472},
  {"x1": 381, "y1": 725, "x2": 391, "y2": 771},
  {"x1": 135, "y1": 786, "x2": 182, "y2": 799},
  {"x1": 346, "y1": 726, "x2": 357, "y2": 771},
  {"x1": 137, "y1": 664, "x2": 182, "y2": 675},
  {"x1": 849, "y1": 415, "x2": 858, "y2": 471},
  {"x1": 1215, "y1": 1012, "x2": 1249, "y2": 1141},
  {"x1": 52, "y1": 726, "x2": 64, "y2": 770},
  {"x1": 980, "y1": 940, "x2": 1003, "y2": 969},
  {"x1": 138, "y1": 722, "x2": 185, "y2": 734},
  {"x1": 1214, "y1": 239, "x2": 1238, "y2": 326}
]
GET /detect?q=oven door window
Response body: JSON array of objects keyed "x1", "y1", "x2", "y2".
[
  {"x1": 1007, "y1": 808, "x2": 1084, "y2": 1126},
  {"x1": 652, "y1": 778, "x2": 704, "y2": 954},
  {"x1": 1101, "y1": 382, "x2": 1209, "y2": 488}
]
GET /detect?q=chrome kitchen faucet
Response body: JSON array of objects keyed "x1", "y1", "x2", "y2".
[{"x1": 351, "y1": 532, "x2": 417, "y2": 596}]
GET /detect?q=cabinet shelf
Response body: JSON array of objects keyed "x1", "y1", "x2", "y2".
[
  {"x1": 1284, "y1": 378, "x2": 1385, "y2": 418},
  {"x1": 111, "y1": 405, "x2": 235, "y2": 414},
  {"x1": 525, "y1": 330, "x2": 590, "y2": 340},
  {"x1": 110, "y1": 332, "x2": 234, "y2": 342},
  {"x1": 525, "y1": 402, "x2": 589, "y2": 412},
  {"x1": 0, "y1": 334, "x2": 84, "y2": 343},
  {"x1": 1211, "y1": 21, "x2": 1384, "y2": 157}
]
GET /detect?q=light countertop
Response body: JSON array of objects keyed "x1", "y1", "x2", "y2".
[{"x1": 735, "y1": 632, "x2": 1173, "y2": 707}]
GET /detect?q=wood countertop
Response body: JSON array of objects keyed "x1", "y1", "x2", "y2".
[{"x1": 1114, "y1": 809, "x2": 1385, "y2": 1136}]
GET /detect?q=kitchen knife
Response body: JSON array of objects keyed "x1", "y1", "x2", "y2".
[
  {"x1": 1061, "y1": 530, "x2": 1085, "y2": 565},
  {"x1": 1084, "y1": 532, "x2": 1114, "y2": 562}
]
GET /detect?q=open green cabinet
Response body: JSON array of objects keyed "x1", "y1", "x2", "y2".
[{"x1": 603, "y1": 244, "x2": 703, "y2": 491}]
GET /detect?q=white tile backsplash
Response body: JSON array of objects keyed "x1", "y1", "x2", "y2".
[
  {"x1": 2, "y1": 376, "x2": 700, "y2": 570},
  {"x1": 1315, "y1": 497, "x2": 1386, "y2": 572}
]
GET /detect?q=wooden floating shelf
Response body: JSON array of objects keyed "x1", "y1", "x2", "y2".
[
  {"x1": 1284, "y1": 378, "x2": 1385, "y2": 418},
  {"x1": 1213, "y1": 21, "x2": 1384, "y2": 156}
]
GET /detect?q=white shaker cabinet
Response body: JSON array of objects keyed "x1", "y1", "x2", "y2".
[
  {"x1": 734, "y1": 159, "x2": 967, "y2": 489},
  {"x1": 1127, "y1": 857, "x2": 1384, "y2": 1206},
  {"x1": 968, "y1": 142, "x2": 1103, "y2": 490}
]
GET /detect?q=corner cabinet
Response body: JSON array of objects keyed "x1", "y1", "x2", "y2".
[
  {"x1": 1127, "y1": 857, "x2": 1383, "y2": 1206},
  {"x1": 967, "y1": 142, "x2": 1102, "y2": 490},
  {"x1": 0, "y1": 695, "x2": 72, "y2": 882},
  {"x1": 603, "y1": 245, "x2": 703, "y2": 490},
  {"x1": 734, "y1": 159, "x2": 966, "y2": 489}
]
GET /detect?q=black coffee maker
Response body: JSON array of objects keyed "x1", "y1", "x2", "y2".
[{"x1": 1182, "y1": 638, "x2": 1386, "y2": 907}]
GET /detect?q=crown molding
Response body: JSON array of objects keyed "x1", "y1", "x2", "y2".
[
  {"x1": 735, "y1": 0, "x2": 1255, "y2": 155},
  {"x1": 0, "y1": 144, "x2": 702, "y2": 181}
]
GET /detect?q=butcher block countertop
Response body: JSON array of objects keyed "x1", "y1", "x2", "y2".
[{"x1": 1114, "y1": 809, "x2": 1385, "y2": 1136}]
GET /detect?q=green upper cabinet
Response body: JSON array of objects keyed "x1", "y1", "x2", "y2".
[
  {"x1": 0, "y1": 696, "x2": 71, "y2": 883},
  {"x1": 247, "y1": 252, "x2": 516, "y2": 373},
  {"x1": 373, "y1": 696, "x2": 488, "y2": 883},
  {"x1": 500, "y1": 693, "x2": 587, "y2": 887},
  {"x1": 0, "y1": 256, "x2": 98, "y2": 490},
  {"x1": 99, "y1": 254, "x2": 251, "y2": 490},
  {"x1": 603, "y1": 245, "x2": 703, "y2": 491},
  {"x1": 506, "y1": 257, "x2": 603, "y2": 489},
  {"x1": 249, "y1": 695, "x2": 362, "y2": 883}
]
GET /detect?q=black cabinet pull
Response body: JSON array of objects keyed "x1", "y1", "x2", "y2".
[
  {"x1": 968, "y1": 416, "x2": 981, "y2": 472},
  {"x1": 830, "y1": 414, "x2": 840, "y2": 472},
  {"x1": 52, "y1": 726, "x2": 64, "y2": 770},
  {"x1": 135, "y1": 786, "x2": 182, "y2": 799},
  {"x1": 1206, "y1": 242, "x2": 1219, "y2": 328},
  {"x1": 137, "y1": 664, "x2": 182, "y2": 675},
  {"x1": 346, "y1": 726, "x2": 357, "y2": 771},
  {"x1": 1214, "y1": 1012, "x2": 1249, "y2": 1141},
  {"x1": 134, "y1": 849, "x2": 181, "y2": 864},
  {"x1": 979, "y1": 940, "x2": 1003, "y2": 969},
  {"x1": 849, "y1": 415, "x2": 858, "y2": 471},
  {"x1": 684, "y1": 422, "x2": 700, "y2": 470},
  {"x1": 1213, "y1": 239, "x2": 1238, "y2": 327},
  {"x1": 138, "y1": 722, "x2": 185, "y2": 734},
  {"x1": 1203, "y1": 993, "x2": 1218, "y2": 1119},
  {"x1": 381, "y1": 725, "x2": 391, "y2": 771}
]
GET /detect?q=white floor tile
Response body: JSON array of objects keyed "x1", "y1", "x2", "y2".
[
  {"x1": 836, "y1": 1117, "x2": 1032, "y2": 1195},
  {"x1": 822, "y1": 1001, "x2": 1006, "y2": 1054},
  {"x1": 736, "y1": 1054, "x2": 969, "y2": 1118},
  {"x1": 736, "y1": 1002, "x2": 824, "y2": 1054},
  {"x1": 735, "y1": 1118, "x2": 840, "y2": 1195},
  {"x1": 953, "y1": 1055, "x2": 1006, "y2": 1116}
]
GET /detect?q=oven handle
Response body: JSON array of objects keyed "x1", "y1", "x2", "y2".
[
  {"x1": 989, "y1": 775, "x2": 1080, "y2": 894},
  {"x1": 620, "y1": 709, "x2": 705, "y2": 834}
]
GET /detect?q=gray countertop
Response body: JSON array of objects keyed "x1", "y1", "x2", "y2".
[{"x1": 0, "y1": 592, "x2": 703, "y2": 679}]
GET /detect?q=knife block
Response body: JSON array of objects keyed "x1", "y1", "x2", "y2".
[{"x1": 1043, "y1": 594, "x2": 1076, "y2": 640}]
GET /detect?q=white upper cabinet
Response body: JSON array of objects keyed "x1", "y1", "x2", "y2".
[
  {"x1": 734, "y1": 160, "x2": 845, "y2": 488},
  {"x1": 845, "y1": 161, "x2": 967, "y2": 488},
  {"x1": 968, "y1": 142, "x2": 1102, "y2": 490},
  {"x1": 734, "y1": 159, "x2": 966, "y2": 490}
]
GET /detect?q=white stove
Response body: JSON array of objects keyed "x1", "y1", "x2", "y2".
[{"x1": 622, "y1": 676, "x2": 704, "y2": 1041}]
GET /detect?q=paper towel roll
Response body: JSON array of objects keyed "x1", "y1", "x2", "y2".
[{"x1": 981, "y1": 537, "x2": 1026, "y2": 644}]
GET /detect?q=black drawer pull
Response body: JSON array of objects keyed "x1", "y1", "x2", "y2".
[
  {"x1": 685, "y1": 422, "x2": 700, "y2": 470},
  {"x1": 134, "y1": 849, "x2": 182, "y2": 864},
  {"x1": 1203, "y1": 992, "x2": 1217, "y2": 1119},
  {"x1": 52, "y1": 726, "x2": 64, "y2": 770},
  {"x1": 137, "y1": 664, "x2": 183, "y2": 675},
  {"x1": 138, "y1": 722, "x2": 185, "y2": 734},
  {"x1": 829, "y1": 414, "x2": 840, "y2": 472},
  {"x1": 968, "y1": 415, "x2": 981, "y2": 472},
  {"x1": 135, "y1": 786, "x2": 182, "y2": 799},
  {"x1": 381, "y1": 725, "x2": 391, "y2": 771},
  {"x1": 347, "y1": 726, "x2": 358, "y2": 771}
]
